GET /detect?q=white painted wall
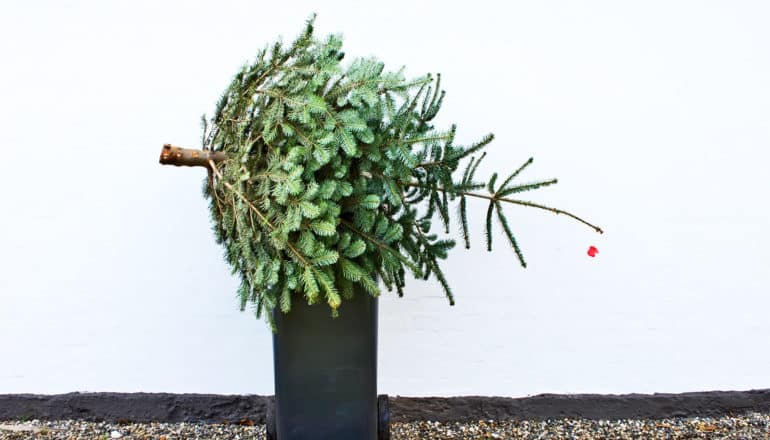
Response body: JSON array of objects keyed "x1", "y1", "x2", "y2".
[{"x1": 1, "y1": 0, "x2": 768, "y2": 397}]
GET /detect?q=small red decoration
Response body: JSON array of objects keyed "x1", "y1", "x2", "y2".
[{"x1": 587, "y1": 246, "x2": 598, "y2": 257}]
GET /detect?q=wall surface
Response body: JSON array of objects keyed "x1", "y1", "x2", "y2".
[{"x1": 1, "y1": 0, "x2": 769, "y2": 397}]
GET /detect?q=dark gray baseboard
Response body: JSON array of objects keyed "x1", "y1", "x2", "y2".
[{"x1": 1, "y1": 390, "x2": 769, "y2": 423}]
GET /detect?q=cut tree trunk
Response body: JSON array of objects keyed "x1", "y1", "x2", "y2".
[{"x1": 158, "y1": 144, "x2": 225, "y2": 169}]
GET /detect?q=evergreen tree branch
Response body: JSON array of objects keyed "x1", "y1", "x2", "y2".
[
  {"x1": 208, "y1": 159, "x2": 314, "y2": 268},
  {"x1": 495, "y1": 201, "x2": 526, "y2": 267},
  {"x1": 339, "y1": 219, "x2": 422, "y2": 276},
  {"x1": 497, "y1": 157, "x2": 533, "y2": 190},
  {"x1": 404, "y1": 182, "x2": 604, "y2": 234}
]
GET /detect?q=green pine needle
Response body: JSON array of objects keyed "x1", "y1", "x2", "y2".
[
  {"x1": 496, "y1": 157, "x2": 533, "y2": 192},
  {"x1": 485, "y1": 200, "x2": 495, "y2": 251},
  {"x1": 459, "y1": 196, "x2": 470, "y2": 249},
  {"x1": 495, "y1": 201, "x2": 526, "y2": 268},
  {"x1": 498, "y1": 179, "x2": 558, "y2": 197}
]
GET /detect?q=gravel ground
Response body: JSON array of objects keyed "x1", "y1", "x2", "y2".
[{"x1": 2, "y1": 413, "x2": 770, "y2": 439}]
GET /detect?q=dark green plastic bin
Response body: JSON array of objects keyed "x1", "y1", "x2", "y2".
[{"x1": 267, "y1": 290, "x2": 389, "y2": 440}]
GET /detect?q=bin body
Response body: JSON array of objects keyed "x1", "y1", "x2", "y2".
[{"x1": 272, "y1": 292, "x2": 378, "y2": 440}]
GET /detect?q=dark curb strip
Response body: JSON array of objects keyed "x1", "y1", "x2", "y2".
[{"x1": 2, "y1": 390, "x2": 770, "y2": 423}]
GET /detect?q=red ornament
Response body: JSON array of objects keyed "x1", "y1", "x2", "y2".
[{"x1": 587, "y1": 246, "x2": 598, "y2": 257}]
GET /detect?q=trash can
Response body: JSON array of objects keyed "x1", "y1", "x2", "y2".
[{"x1": 268, "y1": 290, "x2": 388, "y2": 440}]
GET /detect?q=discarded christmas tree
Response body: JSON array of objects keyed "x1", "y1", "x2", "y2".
[
  {"x1": 159, "y1": 15, "x2": 602, "y2": 439},
  {"x1": 160, "y1": 15, "x2": 601, "y2": 326}
]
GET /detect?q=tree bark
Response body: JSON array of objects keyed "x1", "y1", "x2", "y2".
[{"x1": 159, "y1": 144, "x2": 225, "y2": 169}]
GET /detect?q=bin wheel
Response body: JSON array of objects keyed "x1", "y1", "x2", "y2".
[
  {"x1": 377, "y1": 394, "x2": 390, "y2": 440},
  {"x1": 266, "y1": 400, "x2": 277, "y2": 440}
]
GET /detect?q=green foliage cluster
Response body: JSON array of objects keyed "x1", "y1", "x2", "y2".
[{"x1": 201, "y1": 16, "x2": 600, "y2": 328}]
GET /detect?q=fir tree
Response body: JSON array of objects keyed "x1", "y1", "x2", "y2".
[{"x1": 160, "y1": 15, "x2": 602, "y2": 329}]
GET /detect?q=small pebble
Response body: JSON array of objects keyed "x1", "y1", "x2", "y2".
[{"x1": 1, "y1": 412, "x2": 769, "y2": 439}]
